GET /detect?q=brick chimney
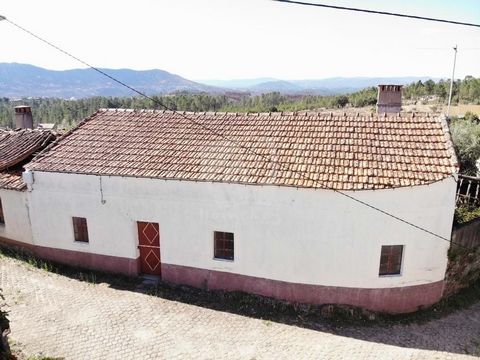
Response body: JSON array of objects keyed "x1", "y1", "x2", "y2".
[
  {"x1": 14, "y1": 106, "x2": 33, "y2": 129},
  {"x1": 376, "y1": 85, "x2": 402, "y2": 113}
]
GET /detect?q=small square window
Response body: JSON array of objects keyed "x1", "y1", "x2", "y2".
[
  {"x1": 379, "y1": 245, "x2": 403, "y2": 276},
  {"x1": 0, "y1": 198, "x2": 4, "y2": 225},
  {"x1": 214, "y1": 231, "x2": 234, "y2": 260},
  {"x1": 72, "y1": 217, "x2": 89, "y2": 243}
]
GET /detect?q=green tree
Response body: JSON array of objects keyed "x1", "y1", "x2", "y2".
[
  {"x1": 334, "y1": 95, "x2": 349, "y2": 108},
  {"x1": 434, "y1": 80, "x2": 448, "y2": 99},
  {"x1": 450, "y1": 118, "x2": 480, "y2": 175},
  {"x1": 1, "y1": 77, "x2": 479, "y2": 127},
  {"x1": 424, "y1": 79, "x2": 435, "y2": 94}
]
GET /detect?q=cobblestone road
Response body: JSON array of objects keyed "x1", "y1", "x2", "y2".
[{"x1": 1, "y1": 256, "x2": 479, "y2": 359}]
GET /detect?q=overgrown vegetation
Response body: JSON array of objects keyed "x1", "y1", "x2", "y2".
[
  {"x1": 1, "y1": 76, "x2": 479, "y2": 128},
  {"x1": 447, "y1": 244, "x2": 480, "y2": 279},
  {"x1": 144, "y1": 273, "x2": 480, "y2": 327},
  {"x1": 454, "y1": 204, "x2": 480, "y2": 224},
  {"x1": 220, "y1": 88, "x2": 376, "y2": 113},
  {"x1": 403, "y1": 76, "x2": 480, "y2": 104},
  {"x1": 450, "y1": 112, "x2": 480, "y2": 175}
]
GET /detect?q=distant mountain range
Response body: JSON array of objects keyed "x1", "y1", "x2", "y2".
[
  {"x1": 0, "y1": 63, "x2": 221, "y2": 98},
  {"x1": 200, "y1": 76, "x2": 436, "y2": 95},
  {"x1": 0, "y1": 63, "x2": 435, "y2": 99}
]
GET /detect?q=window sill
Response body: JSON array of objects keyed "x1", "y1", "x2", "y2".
[
  {"x1": 213, "y1": 257, "x2": 234, "y2": 263},
  {"x1": 379, "y1": 273, "x2": 402, "y2": 278},
  {"x1": 74, "y1": 241, "x2": 89, "y2": 245}
]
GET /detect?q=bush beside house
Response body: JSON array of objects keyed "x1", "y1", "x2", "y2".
[
  {"x1": 445, "y1": 208, "x2": 480, "y2": 297},
  {"x1": 445, "y1": 244, "x2": 480, "y2": 297},
  {"x1": 450, "y1": 113, "x2": 480, "y2": 175}
]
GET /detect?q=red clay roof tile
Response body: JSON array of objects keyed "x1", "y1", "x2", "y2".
[
  {"x1": 28, "y1": 109, "x2": 458, "y2": 190},
  {"x1": 0, "y1": 128, "x2": 56, "y2": 191},
  {"x1": 0, "y1": 129, "x2": 55, "y2": 171},
  {"x1": 0, "y1": 171, "x2": 26, "y2": 191}
]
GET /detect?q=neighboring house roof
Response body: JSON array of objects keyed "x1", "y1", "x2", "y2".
[
  {"x1": 0, "y1": 171, "x2": 26, "y2": 191},
  {"x1": 0, "y1": 129, "x2": 56, "y2": 191},
  {"x1": 28, "y1": 109, "x2": 458, "y2": 191},
  {"x1": 0, "y1": 129, "x2": 56, "y2": 171}
]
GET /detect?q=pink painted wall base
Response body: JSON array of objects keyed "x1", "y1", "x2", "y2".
[
  {"x1": 0, "y1": 236, "x2": 139, "y2": 276},
  {"x1": 0, "y1": 236, "x2": 445, "y2": 313},
  {"x1": 161, "y1": 263, "x2": 445, "y2": 314}
]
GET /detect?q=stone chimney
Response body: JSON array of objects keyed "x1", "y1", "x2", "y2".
[
  {"x1": 14, "y1": 106, "x2": 34, "y2": 129},
  {"x1": 376, "y1": 85, "x2": 402, "y2": 113}
]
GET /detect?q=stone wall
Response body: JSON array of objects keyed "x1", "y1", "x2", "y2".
[
  {"x1": 444, "y1": 239, "x2": 480, "y2": 297},
  {"x1": 444, "y1": 216, "x2": 480, "y2": 297}
]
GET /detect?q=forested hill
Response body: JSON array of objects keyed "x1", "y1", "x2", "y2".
[
  {"x1": 0, "y1": 63, "x2": 447, "y2": 99},
  {"x1": 0, "y1": 77, "x2": 479, "y2": 128},
  {"x1": 0, "y1": 63, "x2": 221, "y2": 98}
]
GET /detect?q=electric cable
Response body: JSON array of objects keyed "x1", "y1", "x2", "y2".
[
  {"x1": 1, "y1": 16, "x2": 470, "y2": 249},
  {"x1": 273, "y1": 0, "x2": 480, "y2": 28}
]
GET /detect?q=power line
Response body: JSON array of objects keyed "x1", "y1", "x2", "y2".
[
  {"x1": 1, "y1": 17, "x2": 157, "y2": 103},
  {"x1": 415, "y1": 47, "x2": 480, "y2": 51},
  {"x1": 0, "y1": 16, "x2": 467, "y2": 249},
  {"x1": 273, "y1": 0, "x2": 480, "y2": 28}
]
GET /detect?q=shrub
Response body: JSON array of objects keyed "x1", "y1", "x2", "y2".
[
  {"x1": 454, "y1": 205, "x2": 480, "y2": 224},
  {"x1": 450, "y1": 118, "x2": 480, "y2": 175}
]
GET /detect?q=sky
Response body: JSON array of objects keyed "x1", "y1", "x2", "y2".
[{"x1": 1, "y1": 0, "x2": 479, "y2": 80}]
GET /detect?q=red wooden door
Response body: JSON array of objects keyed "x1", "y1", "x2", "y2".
[{"x1": 137, "y1": 221, "x2": 161, "y2": 276}]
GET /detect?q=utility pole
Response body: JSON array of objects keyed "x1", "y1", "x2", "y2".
[{"x1": 447, "y1": 45, "x2": 458, "y2": 118}]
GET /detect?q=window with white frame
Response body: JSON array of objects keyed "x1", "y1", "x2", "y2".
[{"x1": 379, "y1": 245, "x2": 403, "y2": 276}]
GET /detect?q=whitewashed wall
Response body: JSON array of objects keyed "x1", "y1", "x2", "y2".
[
  {"x1": 0, "y1": 189, "x2": 33, "y2": 244},
  {"x1": 28, "y1": 171, "x2": 456, "y2": 289}
]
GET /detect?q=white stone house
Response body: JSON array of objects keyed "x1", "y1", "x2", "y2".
[{"x1": 3, "y1": 109, "x2": 459, "y2": 313}]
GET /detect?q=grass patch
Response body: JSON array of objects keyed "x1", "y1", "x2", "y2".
[
  {"x1": 144, "y1": 277, "x2": 480, "y2": 328},
  {"x1": 0, "y1": 244, "x2": 139, "y2": 291}
]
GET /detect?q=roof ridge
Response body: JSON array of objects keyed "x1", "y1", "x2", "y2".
[{"x1": 96, "y1": 108, "x2": 440, "y2": 119}]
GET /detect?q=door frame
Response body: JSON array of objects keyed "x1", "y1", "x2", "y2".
[{"x1": 136, "y1": 221, "x2": 162, "y2": 276}]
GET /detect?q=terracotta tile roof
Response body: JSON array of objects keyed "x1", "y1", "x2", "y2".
[
  {"x1": 0, "y1": 129, "x2": 56, "y2": 171},
  {"x1": 0, "y1": 171, "x2": 26, "y2": 191},
  {"x1": 0, "y1": 129, "x2": 56, "y2": 191},
  {"x1": 28, "y1": 109, "x2": 458, "y2": 190}
]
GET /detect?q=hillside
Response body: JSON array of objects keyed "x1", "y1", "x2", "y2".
[
  {"x1": 2, "y1": 76, "x2": 478, "y2": 128},
  {"x1": 199, "y1": 76, "x2": 435, "y2": 94},
  {"x1": 0, "y1": 63, "x2": 222, "y2": 98},
  {"x1": 0, "y1": 63, "x2": 444, "y2": 99}
]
